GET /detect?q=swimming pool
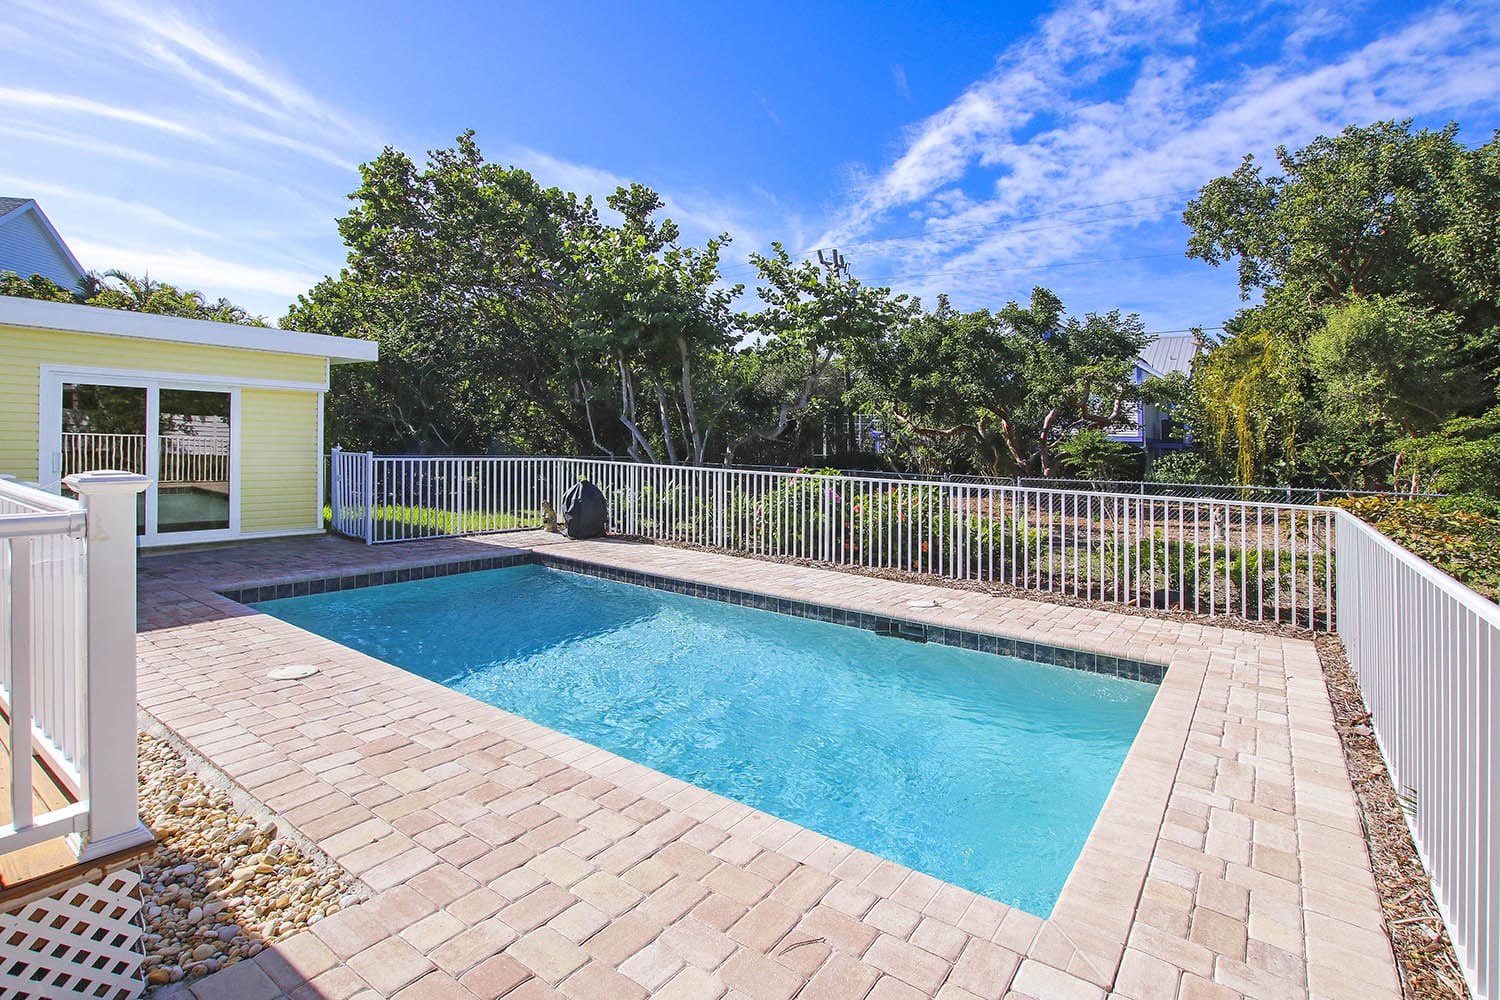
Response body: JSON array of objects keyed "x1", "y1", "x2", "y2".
[{"x1": 254, "y1": 563, "x2": 1156, "y2": 915}]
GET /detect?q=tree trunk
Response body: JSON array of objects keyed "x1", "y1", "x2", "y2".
[
  {"x1": 616, "y1": 354, "x2": 659, "y2": 464},
  {"x1": 678, "y1": 337, "x2": 708, "y2": 466},
  {"x1": 656, "y1": 383, "x2": 680, "y2": 465},
  {"x1": 723, "y1": 347, "x2": 834, "y2": 465}
]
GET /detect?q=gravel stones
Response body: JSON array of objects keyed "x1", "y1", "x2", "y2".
[{"x1": 136, "y1": 733, "x2": 361, "y2": 993}]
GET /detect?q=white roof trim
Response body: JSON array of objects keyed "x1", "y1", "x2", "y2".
[
  {"x1": 1135, "y1": 357, "x2": 1165, "y2": 379},
  {"x1": 0, "y1": 296, "x2": 378, "y2": 363}
]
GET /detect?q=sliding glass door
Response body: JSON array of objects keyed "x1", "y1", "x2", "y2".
[
  {"x1": 49, "y1": 373, "x2": 237, "y2": 543},
  {"x1": 157, "y1": 389, "x2": 232, "y2": 534}
]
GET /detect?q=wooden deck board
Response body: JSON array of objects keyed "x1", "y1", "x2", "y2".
[{"x1": 0, "y1": 706, "x2": 83, "y2": 890}]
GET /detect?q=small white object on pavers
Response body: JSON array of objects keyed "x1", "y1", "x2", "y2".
[{"x1": 268, "y1": 664, "x2": 319, "y2": 680}]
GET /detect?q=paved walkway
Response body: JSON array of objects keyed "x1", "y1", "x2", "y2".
[{"x1": 136, "y1": 533, "x2": 1399, "y2": 1000}]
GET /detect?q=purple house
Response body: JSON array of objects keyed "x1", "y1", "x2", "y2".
[{"x1": 1105, "y1": 334, "x2": 1198, "y2": 453}]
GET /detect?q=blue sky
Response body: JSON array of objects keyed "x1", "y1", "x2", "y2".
[{"x1": 3, "y1": 0, "x2": 1498, "y2": 331}]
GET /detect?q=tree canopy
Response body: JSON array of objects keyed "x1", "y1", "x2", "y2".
[{"x1": 1184, "y1": 120, "x2": 1500, "y2": 491}]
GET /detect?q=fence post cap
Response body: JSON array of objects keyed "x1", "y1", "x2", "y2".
[{"x1": 63, "y1": 470, "x2": 152, "y2": 496}]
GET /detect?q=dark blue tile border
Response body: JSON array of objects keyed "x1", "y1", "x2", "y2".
[
  {"x1": 216, "y1": 551, "x2": 534, "y2": 606},
  {"x1": 217, "y1": 549, "x2": 1165, "y2": 686}
]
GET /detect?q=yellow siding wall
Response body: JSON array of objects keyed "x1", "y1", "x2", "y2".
[
  {"x1": 0, "y1": 324, "x2": 328, "y2": 536},
  {"x1": 240, "y1": 388, "x2": 321, "y2": 533}
]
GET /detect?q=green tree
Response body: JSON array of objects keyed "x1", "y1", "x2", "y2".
[
  {"x1": 725, "y1": 245, "x2": 913, "y2": 465},
  {"x1": 1183, "y1": 120, "x2": 1500, "y2": 487},
  {"x1": 567, "y1": 184, "x2": 741, "y2": 465},
  {"x1": 287, "y1": 132, "x2": 590, "y2": 453},
  {"x1": 2, "y1": 268, "x2": 267, "y2": 325},
  {"x1": 861, "y1": 288, "x2": 1150, "y2": 476}
]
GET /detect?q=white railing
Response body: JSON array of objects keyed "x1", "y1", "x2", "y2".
[
  {"x1": 1016, "y1": 476, "x2": 1444, "y2": 504},
  {"x1": 62, "y1": 431, "x2": 228, "y2": 484},
  {"x1": 62, "y1": 432, "x2": 146, "y2": 477},
  {"x1": 329, "y1": 452, "x2": 1334, "y2": 629},
  {"x1": 1, "y1": 472, "x2": 152, "y2": 863},
  {"x1": 1336, "y1": 511, "x2": 1497, "y2": 1000}
]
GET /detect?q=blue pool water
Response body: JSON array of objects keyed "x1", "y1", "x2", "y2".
[{"x1": 255, "y1": 565, "x2": 1155, "y2": 915}]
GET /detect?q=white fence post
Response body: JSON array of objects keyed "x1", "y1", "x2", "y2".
[
  {"x1": 63, "y1": 470, "x2": 152, "y2": 862},
  {"x1": 330, "y1": 445, "x2": 342, "y2": 532},
  {"x1": 363, "y1": 452, "x2": 375, "y2": 545}
]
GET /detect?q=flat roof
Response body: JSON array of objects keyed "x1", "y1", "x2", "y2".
[{"x1": 0, "y1": 296, "x2": 378, "y2": 364}]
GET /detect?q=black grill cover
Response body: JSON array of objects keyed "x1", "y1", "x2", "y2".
[{"x1": 562, "y1": 480, "x2": 608, "y2": 539}]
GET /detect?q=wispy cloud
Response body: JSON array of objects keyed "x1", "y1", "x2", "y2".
[
  {"x1": 0, "y1": 88, "x2": 199, "y2": 138},
  {"x1": 66, "y1": 239, "x2": 322, "y2": 303},
  {"x1": 1, "y1": 0, "x2": 773, "y2": 316},
  {"x1": 893, "y1": 65, "x2": 912, "y2": 102},
  {"x1": 754, "y1": 92, "x2": 784, "y2": 129},
  {"x1": 817, "y1": 0, "x2": 1500, "y2": 325}
]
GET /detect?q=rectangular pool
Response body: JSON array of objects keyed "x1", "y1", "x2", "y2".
[{"x1": 254, "y1": 564, "x2": 1155, "y2": 916}]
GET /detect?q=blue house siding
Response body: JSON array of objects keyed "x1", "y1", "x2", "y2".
[{"x1": 0, "y1": 200, "x2": 86, "y2": 289}]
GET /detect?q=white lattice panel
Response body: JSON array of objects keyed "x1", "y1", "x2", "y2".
[{"x1": 0, "y1": 867, "x2": 144, "y2": 999}]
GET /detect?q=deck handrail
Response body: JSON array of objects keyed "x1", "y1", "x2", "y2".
[{"x1": 0, "y1": 471, "x2": 153, "y2": 863}]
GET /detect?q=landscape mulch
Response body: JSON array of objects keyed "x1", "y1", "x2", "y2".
[{"x1": 1316, "y1": 635, "x2": 1469, "y2": 1000}]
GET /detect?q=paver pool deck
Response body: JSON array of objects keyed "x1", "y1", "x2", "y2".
[{"x1": 137, "y1": 532, "x2": 1400, "y2": 1000}]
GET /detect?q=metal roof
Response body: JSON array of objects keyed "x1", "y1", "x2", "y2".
[{"x1": 1139, "y1": 334, "x2": 1199, "y2": 376}]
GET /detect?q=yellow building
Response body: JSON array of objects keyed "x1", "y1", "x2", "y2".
[{"x1": 1, "y1": 296, "x2": 377, "y2": 545}]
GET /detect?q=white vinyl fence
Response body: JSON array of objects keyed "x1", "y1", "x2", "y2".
[
  {"x1": 1336, "y1": 511, "x2": 1497, "y2": 1000},
  {"x1": 1, "y1": 472, "x2": 152, "y2": 863},
  {"x1": 330, "y1": 451, "x2": 1334, "y2": 629}
]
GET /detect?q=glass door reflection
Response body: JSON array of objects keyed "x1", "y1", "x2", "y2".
[
  {"x1": 157, "y1": 389, "x2": 231, "y2": 533},
  {"x1": 61, "y1": 382, "x2": 148, "y2": 534}
]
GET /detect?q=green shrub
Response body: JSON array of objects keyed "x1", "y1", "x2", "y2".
[{"x1": 1332, "y1": 496, "x2": 1500, "y2": 603}]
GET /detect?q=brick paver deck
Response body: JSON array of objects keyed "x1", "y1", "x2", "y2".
[{"x1": 137, "y1": 532, "x2": 1399, "y2": 999}]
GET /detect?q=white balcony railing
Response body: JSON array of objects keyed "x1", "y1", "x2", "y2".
[
  {"x1": 1336, "y1": 511, "x2": 1498, "y2": 1000},
  {"x1": 1, "y1": 472, "x2": 152, "y2": 864}
]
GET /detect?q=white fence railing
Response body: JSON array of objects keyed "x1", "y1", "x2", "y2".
[
  {"x1": 328, "y1": 450, "x2": 1496, "y2": 995},
  {"x1": 1, "y1": 472, "x2": 152, "y2": 863},
  {"x1": 1016, "y1": 476, "x2": 1443, "y2": 504},
  {"x1": 1336, "y1": 511, "x2": 1497, "y2": 1000},
  {"x1": 330, "y1": 451, "x2": 1334, "y2": 629},
  {"x1": 62, "y1": 431, "x2": 228, "y2": 484}
]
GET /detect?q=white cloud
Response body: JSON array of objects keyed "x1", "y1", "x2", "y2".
[
  {"x1": 0, "y1": 88, "x2": 199, "y2": 139},
  {"x1": 815, "y1": 0, "x2": 1500, "y2": 326},
  {"x1": 893, "y1": 65, "x2": 912, "y2": 102},
  {"x1": 67, "y1": 238, "x2": 321, "y2": 302}
]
